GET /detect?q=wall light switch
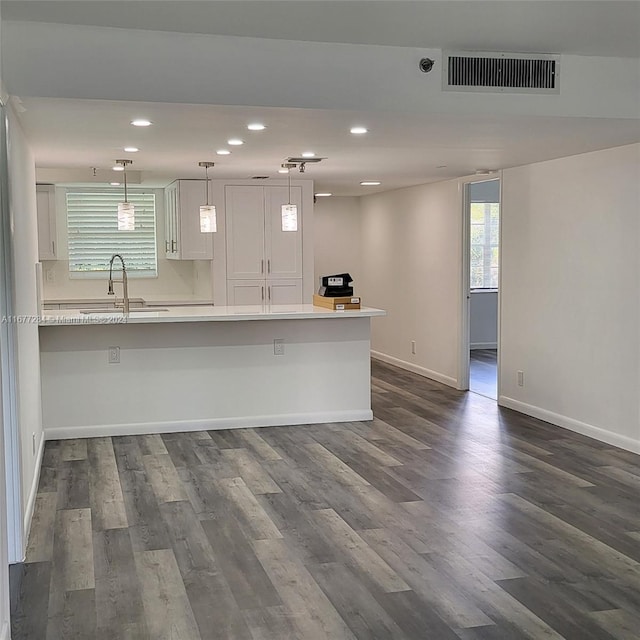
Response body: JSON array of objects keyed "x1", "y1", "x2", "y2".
[
  {"x1": 273, "y1": 339, "x2": 284, "y2": 356},
  {"x1": 108, "y1": 346, "x2": 120, "y2": 364},
  {"x1": 517, "y1": 370, "x2": 524, "y2": 387}
]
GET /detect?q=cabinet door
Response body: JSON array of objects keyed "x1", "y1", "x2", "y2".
[
  {"x1": 264, "y1": 186, "x2": 302, "y2": 279},
  {"x1": 267, "y1": 279, "x2": 303, "y2": 305},
  {"x1": 227, "y1": 279, "x2": 265, "y2": 305},
  {"x1": 225, "y1": 186, "x2": 266, "y2": 279},
  {"x1": 164, "y1": 183, "x2": 178, "y2": 258},
  {"x1": 36, "y1": 185, "x2": 57, "y2": 260},
  {"x1": 177, "y1": 180, "x2": 214, "y2": 260}
]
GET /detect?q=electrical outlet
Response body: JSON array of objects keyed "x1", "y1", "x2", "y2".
[
  {"x1": 517, "y1": 370, "x2": 524, "y2": 387},
  {"x1": 108, "y1": 346, "x2": 120, "y2": 364},
  {"x1": 273, "y1": 339, "x2": 284, "y2": 356},
  {"x1": 45, "y1": 269, "x2": 55, "y2": 283},
  {"x1": 411, "y1": 340, "x2": 416, "y2": 355},
  {"x1": 32, "y1": 433, "x2": 37, "y2": 456}
]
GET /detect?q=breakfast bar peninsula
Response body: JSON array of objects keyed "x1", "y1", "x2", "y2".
[{"x1": 39, "y1": 304, "x2": 385, "y2": 439}]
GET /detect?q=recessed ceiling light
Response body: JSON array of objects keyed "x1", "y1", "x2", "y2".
[
  {"x1": 228, "y1": 138, "x2": 244, "y2": 146},
  {"x1": 112, "y1": 165, "x2": 125, "y2": 171},
  {"x1": 350, "y1": 126, "x2": 368, "y2": 134},
  {"x1": 278, "y1": 168, "x2": 289, "y2": 174},
  {"x1": 247, "y1": 123, "x2": 266, "y2": 131},
  {"x1": 315, "y1": 193, "x2": 332, "y2": 197},
  {"x1": 302, "y1": 151, "x2": 315, "y2": 158},
  {"x1": 360, "y1": 181, "x2": 381, "y2": 186},
  {"x1": 216, "y1": 149, "x2": 231, "y2": 155},
  {"x1": 110, "y1": 182, "x2": 121, "y2": 186},
  {"x1": 131, "y1": 119, "x2": 152, "y2": 127},
  {"x1": 124, "y1": 146, "x2": 139, "y2": 153}
]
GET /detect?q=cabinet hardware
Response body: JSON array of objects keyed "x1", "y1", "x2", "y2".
[
  {"x1": 52, "y1": 241, "x2": 55, "y2": 255},
  {"x1": 171, "y1": 240, "x2": 177, "y2": 252},
  {"x1": 268, "y1": 286, "x2": 271, "y2": 300},
  {"x1": 261, "y1": 259, "x2": 264, "y2": 274},
  {"x1": 261, "y1": 286, "x2": 265, "y2": 300},
  {"x1": 165, "y1": 241, "x2": 170, "y2": 252},
  {"x1": 267, "y1": 259, "x2": 271, "y2": 274}
]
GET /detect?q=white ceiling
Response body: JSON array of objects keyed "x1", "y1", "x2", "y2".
[
  {"x1": 4, "y1": 0, "x2": 640, "y2": 58},
  {"x1": 5, "y1": 1, "x2": 640, "y2": 195},
  {"x1": 19, "y1": 97, "x2": 640, "y2": 194}
]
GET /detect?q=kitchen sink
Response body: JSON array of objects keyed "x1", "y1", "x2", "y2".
[{"x1": 79, "y1": 308, "x2": 170, "y2": 314}]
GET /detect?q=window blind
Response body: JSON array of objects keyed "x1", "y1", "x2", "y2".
[{"x1": 66, "y1": 191, "x2": 157, "y2": 277}]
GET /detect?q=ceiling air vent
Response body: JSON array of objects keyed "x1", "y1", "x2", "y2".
[
  {"x1": 443, "y1": 51, "x2": 560, "y2": 94},
  {"x1": 251, "y1": 176, "x2": 270, "y2": 180}
]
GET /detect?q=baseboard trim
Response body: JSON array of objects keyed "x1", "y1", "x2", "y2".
[
  {"x1": 470, "y1": 342, "x2": 497, "y2": 350},
  {"x1": 0, "y1": 620, "x2": 9, "y2": 640},
  {"x1": 499, "y1": 396, "x2": 640, "y2": 455},
  {"x1": 22, "y1": 433, "x2": 45, "y2": 560},
  {"x1": 44, "y1": 409, "x2": 374, "y2": 440},
  {"x1": 371, "y1": 351, "x2": 458, "y2": 389}
]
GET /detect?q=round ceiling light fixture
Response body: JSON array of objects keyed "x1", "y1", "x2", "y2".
[
  {"x1": 301, "y1": 151, "x2": 316, "y2": 158},
  {"x1": 216, "y1": 149, "x2": 231, "y2": 155},
  {"x1": 228, "y1": 138, "x2": 244, "y2": 146},
  {"x1": 130, "y1": 119, "x2": 152, "y2": 127},
  {"x1": 350, "y1": 126, "x2": 368, "y2": 135},
  {"x1": 247, "y1": 123, "x2": 266, "y2": 131},
  {"x1": 124, "y1": 146, "x2": 139, "y2": 153},
  {"x1": 315, "y1": 193, "x2": 332, "y2": 197},
  {"x1": 360, "y1": 181, "x2": 381, "y2": 186}
]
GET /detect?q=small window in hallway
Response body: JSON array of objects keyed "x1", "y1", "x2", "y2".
[{"x1": 470, "y1": 201, "x2": 499, "y2": 289}]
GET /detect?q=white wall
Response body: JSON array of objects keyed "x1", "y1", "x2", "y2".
[
  {"x1": 470, "y1": 291, "x2": 498, "y2": 349},
  {"x1": 41, "y1": 187, "x2": 212, "y2": 301},
  {"x1": 500, "y1": 143, "x2": 640, "y2": 453},
  {"x1": 6, "y1": 104, "x2": 44, "y2": 553},
  {"x1": 313, "y1": 196, "x2": 361, "y2": 293},
  {"x1": 360, "y1": 180, "x2": 462, "y2": 387}
]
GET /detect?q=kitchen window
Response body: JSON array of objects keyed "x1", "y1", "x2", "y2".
[
  {"x1": 66, "y1": 190, "x2": 158, "y2": 277},
  {"x1": 470, "y1": 201, "x2": 499, "y2": 289}
]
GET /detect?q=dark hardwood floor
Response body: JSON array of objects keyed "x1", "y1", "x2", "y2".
[
  {"x1": 470, "y1": 349, "x2": 497, "y2": 400},
  {"x1": 11, "y1": 359, "x2": 640, "y2": 639}
]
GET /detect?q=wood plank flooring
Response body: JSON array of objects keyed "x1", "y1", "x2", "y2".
[
  {"x1": 10, "y1": 359, "x2": 640, "y2": 639},
  {"x1": 469, "y1": 349, "x2": 497, "y2": 400}
]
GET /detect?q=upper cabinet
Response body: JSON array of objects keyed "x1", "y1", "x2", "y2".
[
  {"x1": 225, "y1": 185, "x2": 303, "y2": 280},
  {"x1": 164, "y1": 180, "x2": 214, "y2": 260},
  {"x1": 36, "y1": 184, "x2": 57, "y2": 261}
]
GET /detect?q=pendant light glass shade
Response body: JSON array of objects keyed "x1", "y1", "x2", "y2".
[
  {"x1": 117, "y1": 202, "x2": 135, "y2": 231},
  {"x1": 281, "y1": 168, "x2": 298, "y2": 231},
  {"x1": 199, "y1": 161, "x2": 217, "y2": 233},
  {"x1": 281, "y1": 204, "x2": 298, "y2": 231},
  {"x1": 115, "y1": 159, "x2": 134, "y2": 230},
  {"x1": 200, "y1": 205, "x2": 217, "y2": 233}
]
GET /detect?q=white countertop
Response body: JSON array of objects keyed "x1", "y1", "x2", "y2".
[{"x1": 39, "y1": 304, "x2": 386, "y2": 326}]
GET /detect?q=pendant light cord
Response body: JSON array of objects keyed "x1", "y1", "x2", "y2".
[
  {"x1": 205, "y1": 165, "x2": 210, "y2": 206},
  {"x1": 123, "y1": 163, "x2": 128, "y2": 203},
  {"x1": 288, "y1": 169, "x2": 292, "y2": 205}
]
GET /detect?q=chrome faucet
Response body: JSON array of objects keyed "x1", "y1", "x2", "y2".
[{"x1": 107, "y1": 254, "x2": 129, "y2": 314}]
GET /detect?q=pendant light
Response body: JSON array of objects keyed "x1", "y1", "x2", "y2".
[
  {"x1": 281, "y1": 166, "x2": 298, "y2": 232},
  {"x1": 198, "y1": 161, "x2": 217, "y2": 233},
  {"x1": 115, "y1": 159, "x2": 134, "y2": 231}
]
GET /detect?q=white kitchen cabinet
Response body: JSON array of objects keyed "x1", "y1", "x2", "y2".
[
  {"x1": 36, "y1": 184, "x2": 57, "y2": 260},
  {"x1": 225, "y1": 185, "x2": 302, "y2": 280},
  {"x1": 225, "y1": 185, "x2": 303, "y2": 304},
  {"x1": 226, "y1": 278, "x2": 303, "y2": 305},
  {"x1": 164, "y1": 180, "x2": 214, "y2": 260}
]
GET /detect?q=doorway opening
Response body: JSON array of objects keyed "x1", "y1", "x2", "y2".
[{"x1": 461, "y1": 178, "x2": 500, "y2": 400}]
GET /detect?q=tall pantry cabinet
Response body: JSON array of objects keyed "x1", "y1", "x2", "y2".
[{"x1": 225, "y1": 185, "x2": 304, "y2": 305}]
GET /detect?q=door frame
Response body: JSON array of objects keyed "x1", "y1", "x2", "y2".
[{"x1": 458, "y1": 175, "x2": 502, "y2": 395}]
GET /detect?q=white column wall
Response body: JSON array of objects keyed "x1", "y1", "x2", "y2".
[
  {"x1": 6, "y1": 104, "x2": 44, "y2": 552},
  {"x1": 500, "y1": 143, "x2": 640, "y2": 452}
]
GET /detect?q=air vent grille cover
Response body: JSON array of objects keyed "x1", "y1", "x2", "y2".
[{"x1": 443, "y1": 52, "x2": 559, "y2": 94}]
